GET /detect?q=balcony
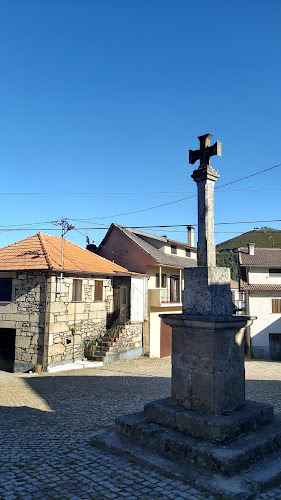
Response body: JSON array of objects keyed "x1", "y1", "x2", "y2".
[{"x1": 148, "y1": 288, "x2": 181, "y2": 307}]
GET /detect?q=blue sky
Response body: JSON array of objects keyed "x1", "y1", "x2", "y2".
[{"x1": 0, "y1": 0, "x2": 281, "y2": 249}]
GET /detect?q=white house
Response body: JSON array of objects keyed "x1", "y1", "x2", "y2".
[{"x1": 239, "y1": 243, "x2": 281, "y2": 360}]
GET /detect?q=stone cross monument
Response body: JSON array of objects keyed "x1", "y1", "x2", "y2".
[
  {"x1": 92, "y1": 134, "x2": 281, "y2": 498},
  {"x1": 165, "y1": 133, "x2": 249, "y2": 414}
]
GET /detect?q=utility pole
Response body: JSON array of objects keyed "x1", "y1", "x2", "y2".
[{"x1": 58, "y1": 216, "x2": 75, "y2": 296}]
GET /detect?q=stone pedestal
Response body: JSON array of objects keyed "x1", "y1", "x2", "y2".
[{"x1": 164, "y1": 314, "x2": 252, "y2": 414}]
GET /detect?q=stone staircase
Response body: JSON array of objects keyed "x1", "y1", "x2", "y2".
[{"x1": 86, "y1": 322, "x2": 142, "y2": 363}]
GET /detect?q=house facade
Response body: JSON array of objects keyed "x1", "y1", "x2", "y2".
[
  {"x1": 96, "y1": 224, "x2": 197, "y2": 358},
  {"x1": 231, "y1": 280, "x2": 245, "y2": 315},
  {"x1": 0, "y1": 233, "x2": 146, "y2": 372},
  {"x1": 239, "y1": 243, "x2": 281, "y2": 360}
]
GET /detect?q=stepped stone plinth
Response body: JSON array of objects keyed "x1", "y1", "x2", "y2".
[{"x1": 91, "y1": 135, "x2": 281, "y2": 499}]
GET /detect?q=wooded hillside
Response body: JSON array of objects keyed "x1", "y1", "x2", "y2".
[{"x1": 216, "y1": 227, "x2": 281, "y2": 280}]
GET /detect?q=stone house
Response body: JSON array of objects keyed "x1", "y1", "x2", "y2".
[
  {"x1": 0, "y1": 232, "x2": 146, "y2": 372},
  {"x1": 95, "y1": 224, "x2": 197, "y2": 358},
  {"x1": 239, "y1": 243, "x2": 281, "y2": 359}
]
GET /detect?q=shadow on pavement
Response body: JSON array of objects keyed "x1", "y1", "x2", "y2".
[{"x1": 5, "y1": 374, "x2": 171, "y2": 430}]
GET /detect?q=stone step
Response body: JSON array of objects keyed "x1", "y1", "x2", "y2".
[
  {"x1": 243, "y1": 452, "x2": 281, "y2": 492},
  {"x1": 90, "y1": 356, "x2": 103, "y2": 361},
  {"x1": 115, "y1": 412, "x2": 281, "y2": 476},
  {"x1": 87, "y1": 326, "x2": 136, "y2": 362},
  {"x1": 144, "y1": 398, "x2": 274, "y2": 443},
  {"x1": 91, "y1": 427, "x2": 259, "y2": 499}
]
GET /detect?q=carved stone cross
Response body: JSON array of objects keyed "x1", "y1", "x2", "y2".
[
  {"x1": 189, "y1": 133, "x2": 221, "y2": 169},
  {"x1": 189, "y1": 133, "x2": 221, "y2": 267}
]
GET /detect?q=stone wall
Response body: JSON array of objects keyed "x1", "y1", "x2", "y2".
[
  {"x1": 46, "y1": 275, "x2": 114, "y2": 368},
  {"x1": 103, "y1": 322, "x2": 143, "y2": 356},
  {"x1": 0, "y1": 272, "x2": 46, "y2": 372}
]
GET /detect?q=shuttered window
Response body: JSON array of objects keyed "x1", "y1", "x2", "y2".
[
  {"x1": 72, "y1": 279, "x2": 82, "y2": 302},
  {"x1": 272, "y1": 299, "x2": 281, "y2": 313},
  {"x1": 94, "y1": 280, "x2": 103, "y2": 301}
]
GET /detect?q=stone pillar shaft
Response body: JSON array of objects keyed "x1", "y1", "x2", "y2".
[{"x1": 192, "y1": 165, "x2": 219, "y2": 267}]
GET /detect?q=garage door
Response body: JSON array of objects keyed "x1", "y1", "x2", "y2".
[{"x1": 160, "y1": 320, "x2": 172, "y2": 358}]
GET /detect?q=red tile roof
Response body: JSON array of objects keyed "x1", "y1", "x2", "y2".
[{"x1": 0, "y1": 233, "x2": 134, "y2": 275}]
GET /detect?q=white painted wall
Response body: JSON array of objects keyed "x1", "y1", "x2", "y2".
[
  {"x1": 249, "y1": 293, "x2": 281, "y2": 358},
  {"x1": 248, "y1": 268, "x2": 281, "y2": 285},
  {"x1": 147, "y1": 267, "x2": 158, "y2": 289},
  {"x1": 130, "y1": 276, "x2": 147, "y2": 322},
  {"x1": 149, "y1": 311, "x2": 161, "y2": 358},
  {"x1": 162, "y1": 244, "x2": 195, "y2": 258},
  {"x1": 149, "y1": 307, "x2": 181, "y2": 358}
]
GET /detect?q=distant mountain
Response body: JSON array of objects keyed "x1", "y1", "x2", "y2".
[
  {"x1": 217, "y1": 227, "x2": 281, "y2": 252},
  {"x1": 216, "y1": 227, "x2": 281, "y2": 280}
]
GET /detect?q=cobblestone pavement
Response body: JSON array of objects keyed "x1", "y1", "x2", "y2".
[{"x1": 1, "y1": 358, "x2": 281, "y2": 499}]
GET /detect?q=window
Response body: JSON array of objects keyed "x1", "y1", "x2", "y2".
[
  {"x1": 156, "y1": 273, "x2": 160, "y2": 288},
  {"x1": 156, "y1": 273, "x2": 167, "y2": 288},
  {"x1": 186, "y1": 249, "x2": 191, "y2": 257},
  {"x1": 94, "y1": 280, "x2": 103, "y2": 301},
  {"x1": 269, "y1": 269, "x2": 281, "y2": 276},
  {"x1": 72, "y1": 279, "x2": 82, "y2": 302},
  {"x1": 170, "y1": 275, "x2": 180, "y2": 302},
  {"x1": 0, "y1": 278, "x2": 12, "y2": 302},
  {"x1": 272, "y1": 299, "x2": 281, "y2": 313},
  {"x1": 171, "y1": 245, "x2": 177, "y2": 254}
]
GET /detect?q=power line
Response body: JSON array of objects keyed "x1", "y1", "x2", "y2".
[
  {"x1": 1, "y1": 160, "x2": 281, "y2": 233},
  {"x1": 0, "y1": 191, "x2": 195, "y2": 195},
  {"x1": 1, "y1": 219, "x2": 281, "y2": 233},
  {"x1": 0, "y1": 162, "x2": 280, "y2": 231},
  {"x1": 215, "y1": 163, "x2": 281, "y2": 189},
  {"x1": 0, "y1": 220, "x2": 58, "y2": 229},
  {"x1": 67, "y1": 162, "x2": 281, "y2": 222},
  {"x1": 74, "y1": 228, "x2": 130, "y2": 261},
  {"x1": 0, "y1": 183, "x2": 277, "y2": 230},
  {"x1": 0, "y1": 186, "x2": 278, "y2": 194}
]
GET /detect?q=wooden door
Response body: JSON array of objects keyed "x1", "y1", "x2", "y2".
[{"x1": 160, "y1": 320, "x2": 172, "y2": 358}]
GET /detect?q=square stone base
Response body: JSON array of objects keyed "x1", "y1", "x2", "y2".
[{"x1": 160, "y1": 315, "x2": 254, "y2": 414}]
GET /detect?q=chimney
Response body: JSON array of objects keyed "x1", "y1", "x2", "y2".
[
  {"x1": 187, "y1": 225, "x2": 195, "y2": 247},
  {"x1": 248, "y1": 243, "x2": 255, "y2": 255},
  {"x1": 87, "y1": 243, "x2": 98, "y2": 253}
]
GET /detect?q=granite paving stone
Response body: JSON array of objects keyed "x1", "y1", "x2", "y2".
[{"x1": 1, "y1": 357, "x2": 281, "y2": 498}]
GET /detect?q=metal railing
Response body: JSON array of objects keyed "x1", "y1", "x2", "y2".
[{"x1": 233, "y1": 299, "x2": 246, "y2": 315}]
